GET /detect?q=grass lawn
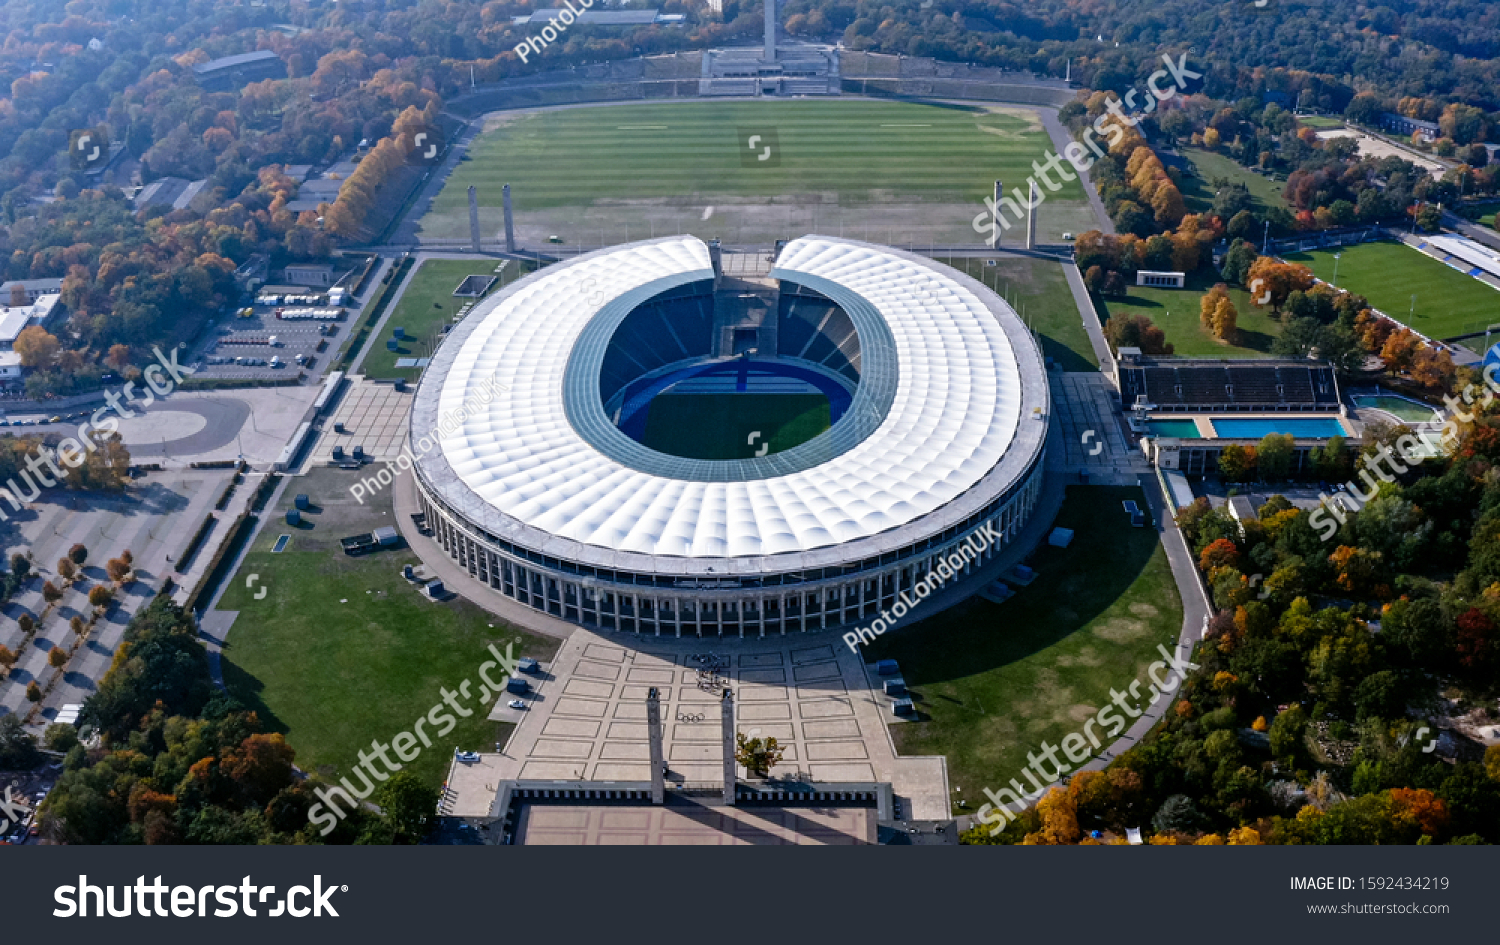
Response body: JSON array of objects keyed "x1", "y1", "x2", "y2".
[
  {"x1": 423, "y1": 100, "x2": 1093, "y2": 244},
  {"x1": 1297, "y1": 116, "x2": 1346, "y2": 130},
  {"x1": 218, "y1": 466, "x2": 560, "y2": 789},
  {"x1": 1283, "y1": 241, "x2": 1500, "y2": 339},
  {"x1": 359, "y1": 258, "x2": 518, "y2": 380},
  {"x1": 937, "y1": 255, "x2": 1097, "y2": 372},
  {"x1": 867, "y1": 486, "x2": 1182, "y2": 812},
  {"x1": 642, "y1": 393, "x2": 829, "y2": 460},
  {"x1": 1095, "y1": 269, "x2": 1283, "y2": 358},
  {"x1": 1176, "y1": 147, "x2": 1286, "y2": 217}
]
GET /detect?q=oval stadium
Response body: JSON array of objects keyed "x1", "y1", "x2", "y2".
[{"x1": 410, "y1": 235, "x2": 1050, "y2": 638}]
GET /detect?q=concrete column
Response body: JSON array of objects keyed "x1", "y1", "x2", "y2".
[
  {"x1": 468, "y1": 185, "x2": 481, "y2": 253},
  {"x1": 647, "y1": 687, "x2": 665, "y2": 804},
  {"x1": 990, "y1": 180, "x2": 1002, "y2": 249},
  {"x1": 763, "y1": 0, "x2": 775, "y2": 61},
  {"x1": 722, "y1": 688, "x2": 736, "y2": 805},
  {"x1": 502, "y1": 183, "x2": 516, "y2": 254},
  {"x1": 1026, "y1": 180, "x2": 1038, "y2": 250}
]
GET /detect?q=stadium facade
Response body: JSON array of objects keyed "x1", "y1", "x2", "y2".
[{"x1": 410, "y1": 235, "x2": 1049, "y2": 636}]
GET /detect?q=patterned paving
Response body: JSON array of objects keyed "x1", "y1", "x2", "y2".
[{"x1": 472, "y1": 629, "x2": 951, "y2": 819}]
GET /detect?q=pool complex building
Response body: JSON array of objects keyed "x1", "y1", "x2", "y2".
[{"x1": 1117, "y1": 351, "x2": 1360, "y2": 476}]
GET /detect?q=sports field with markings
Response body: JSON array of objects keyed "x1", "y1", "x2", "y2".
[{"x1": 421, "y1": 100, "x2": 1092, "y2": 245}]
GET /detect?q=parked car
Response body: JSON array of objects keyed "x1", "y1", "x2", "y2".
[
  {"x1": 508, "y1": 699, "x2": 527, "y2": 710},
  {"x1": 454, "y1": 750, "x2": 481, "y2": 762}
]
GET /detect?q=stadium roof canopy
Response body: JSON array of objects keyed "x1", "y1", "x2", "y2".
[{"x1": 412, "y1": 235, "x2": 1042, "y2": 566}]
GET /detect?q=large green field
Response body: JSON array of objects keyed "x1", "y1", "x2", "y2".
[
  {"x1": 867, "y1": 486, "x2": 1182, "y2": 812},
  {"x1": 642, "y1": 393, "x2": 830, "y2": 460},
  {"x1": 358, "y1": 258, "x2": 519, "y2": 380},
  {"x1": 219, "y1": 467, "x2": 560, "y2": 788},
  {"x1": 1283, "y1": 241, "x2": 1500, "y2": 339},
  {"x1": 1095, "y1": 269, "x2": 1283, "y2": 358},
  {"x1": 1176, "y1": 146, "x2": 1287, "y2": 217},
  {"x1": 937, "y1": 255, "x2": 1097, "y2": 371},
  {"x1": 423, "y1": 100, "x2": 1094, "y2": 245}
]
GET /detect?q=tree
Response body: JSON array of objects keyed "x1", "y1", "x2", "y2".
[
  {"x1": 88, "y1": 585, "x2": 113, "y2": 608},
  {"x1": 56, "y1": 557, "x2": 76, "y2": 582},
  {"x1": 735, "y1": 732, "x2": 785, "y2": 777},
  {"x1": 26, "y1": 680, "x2": 41, "y2": 703},
  {"x1": 373, "y1": 769, "x2": 439, "y2": 843},
  {"x1": 0, "y1": 714, "x2": 39, "y2": 768},
  {"x1": 1199, "y1": 538, "x2": 1239, "y2": 573},
  {"x1": 16, "y1": 614, "x2": 32, "y2": 635},
  {"x1": 1025, "y1": 787, "x2": 1081, "y2": 845},
  {"x1": 1152, "y1": 794, "x2": 1206, "y2": 835},
  {"x1": 43, "y1": 722, "x2": 78, "y2": 753},
  {"x1": 1103, "y1": 313, "x2": 1173, "y2": 355},
  {"x1": 0, "y1": 644, "x2": 15, "y2": 671},
  {"x1": 1220, "y1": 239, "x2": 1259, "y2": 285},
  {"x1": 1380, "y1": 329, "x2": 1421, "y2": 373},
  {"x1": 1257, "y1": 433, "x2": 1295, "y2": 480},
  {"x1": 12, "y1": 326, "x2": 59, "y2": 368},
  {"x1": 1203, "y1": 127, "x2": 1221, "y2": 149},
  {"x1": 68, "y1": 544, "x2": 87, "y2": 566},
  {"x1": 1218, "y1": 443, "x2": 1257, "y2": 481},
  {"x1": 1245, "y1": 258, "x2": 1315, "y2": 312},
  {"x1": 42, "y1": 581, "x2": 62, "y2": 604},
  {"x1": 70, "y1": 615, "x2": 84, "y2": 635},
  {"x1": 106, "y1": 558, "x2": 130, "y2": 583},
  {"x1": 1209, "y1": 296, "x2": 1238, "y2": 341},
  {"x1": 47, "y1": 646, "x2": 67, "y2": 668},
  {"x1": 1268, "y1": 706, "x2": 1307, "y2": 764},
  {"x1": 222, "y1": 733, "x2": 297, "y2": 807}
]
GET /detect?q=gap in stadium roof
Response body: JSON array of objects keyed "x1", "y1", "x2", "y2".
[{"x1": 600, "y1": 273, "x2": 860, "y2": 463}]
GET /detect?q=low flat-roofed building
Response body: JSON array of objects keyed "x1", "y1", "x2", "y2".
[
  {"x1": 192, "y1": 49, "x2": 286, "y2": 91},
  {"x1": 0, "y1": 278, "x2": 62, "y2": 304},
  {"x1": 135, "y1": 177, "x2": 208, "y2": 211},
  {"x1": 283, "y1": 263, "x2": 337, "y2": 287}
]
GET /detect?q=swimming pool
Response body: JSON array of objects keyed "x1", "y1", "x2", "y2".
[
  {"x1": 1209, "y1": 417, "x2": 1349, "y2": 439},
  {"x1": 1147, "y1": 419, "x2": 1202, "y2": 438},
  {"x1": 1351, "y1": 394, "x2": 1440, "y2": 424}
]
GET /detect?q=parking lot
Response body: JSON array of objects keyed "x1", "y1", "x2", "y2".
[{"x1": 193, "y1": 308, "x2": 337, "y2": 381}]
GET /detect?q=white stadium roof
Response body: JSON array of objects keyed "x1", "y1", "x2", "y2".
[{"x1": 413, "y1": 235, "x2": 1043, "y2": 565}]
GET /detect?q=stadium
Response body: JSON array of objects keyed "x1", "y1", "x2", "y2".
[{"x1": 409, "y1": 235, "x2": 1049, "y2": 637}]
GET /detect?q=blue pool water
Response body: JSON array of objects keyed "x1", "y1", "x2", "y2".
[
  {"x1": 1210, "y1": 417, "x2": 1348, "y2": 439},
  {"x1": 1147, "y1": 419, "x2": 1202, "y2": 438}
]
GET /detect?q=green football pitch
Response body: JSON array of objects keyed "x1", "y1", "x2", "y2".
[
  {"x1": 1283, "y1": 241, "x2": 1500, "y2": 340},
  {"x1": 422, "y1": 100, "x2": 1093, "y2": 245},
  {"x1": 641, "y1": 393, "x2": 830, "y2": 460}
]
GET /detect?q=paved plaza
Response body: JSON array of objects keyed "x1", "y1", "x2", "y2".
[
  {"x1": 446, "y1": 629, "x2": 949, "y2": 821},
  {"x1": 307, "y1": 377, "x2": 413, "y2": 467},
  {"x1": 1048, "y1": 372, "x2": 1148, "y2": 485},
  {"x1": 0, "y1": 468, "x2": 237, "y2": 719},
  {"x1": 515, "y1": 802, "x2": 875, "y2": 845}
]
